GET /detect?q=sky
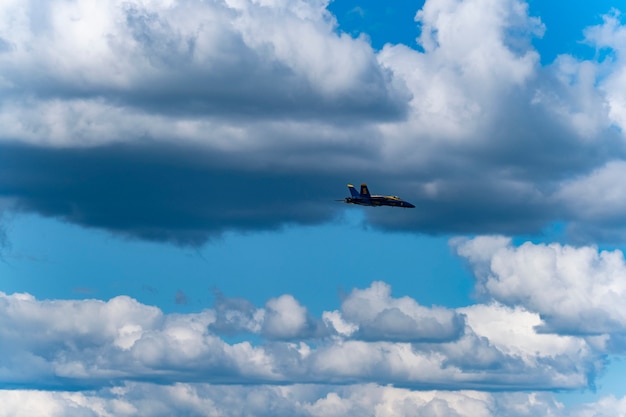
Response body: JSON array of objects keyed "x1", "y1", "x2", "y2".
[{"x1": 4, "y1": 0, "x2": 626, "y2": 415}]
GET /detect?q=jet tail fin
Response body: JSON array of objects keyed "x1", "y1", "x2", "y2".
[
  {"x1": 360, "y1": 183, "x2": 371, "y2": 198},
  {"x1": 347, "y1": 184, "x2": 360, "y2": 198}
]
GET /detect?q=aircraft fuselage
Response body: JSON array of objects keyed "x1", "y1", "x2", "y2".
[{"x1": 342, "y1": 183, "x2": 415, "y2": 208}]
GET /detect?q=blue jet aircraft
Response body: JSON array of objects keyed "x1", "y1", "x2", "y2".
[{"x1": 340, "y1": 183, "x2": 415, "y2": 208}]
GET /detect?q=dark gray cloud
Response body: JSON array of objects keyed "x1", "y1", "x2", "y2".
[{"x1": 0, "y1": 142, "x2": 344, "y2": 245}]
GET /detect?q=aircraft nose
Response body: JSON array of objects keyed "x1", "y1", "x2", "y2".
[{"x1": 404, "y1": 202, "x2": 415, "y2": 208}]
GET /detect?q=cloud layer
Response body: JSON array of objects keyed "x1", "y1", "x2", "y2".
[
  {"x1": 3, "y1": 384, "x2": 626, "y2": 417},
  {"x1": 1, "y1": 0, "x2": 626, "y2": 243},
  {"x1": 0, "y1": 273, "x2": 609, "y2": 391},
  {"x1": 2, "y1": 235, "x2": 626, "y2": 413}
]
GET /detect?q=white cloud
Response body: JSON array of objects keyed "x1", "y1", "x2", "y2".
[
  {"x1": 326, "y1": 281, "x2": 465, "y2": 342},
  {"x1": 4, "y1": 384, "x2": 626, "y2": 417},
  {"x1": 0, "y1": 291, "x2": 282, "y2": 386},
  {"x1": 454, "y1": 236, "x2": 626, "y2": 336},
  {"x1": 540, "y1": 56, "x2": 611, "y2": 139},
  {"x1": 262, "y1": 294, "x2": 324, "y2": 339},
  {"x1": 377, "y1": 0, "x2": 542, "y2": 151},
  {"x1": 571, "y1": 395, "x2": 626, "y2": 417},
  {"x1": 416, "y1": 0, "x2": 541, "y2": 83},
  {"x1": 229, "y1": 0, "x2": 385, "y2": 96},
  {"x1": 461, "y1": 303, "x2": 591, "y2": 361},
  {"x1": 0, "y1": 292, "x2": 162, "y2": 351}
]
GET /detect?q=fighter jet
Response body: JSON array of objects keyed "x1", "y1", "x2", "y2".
[{"x1": 340, "y1": 183, "x2": 415, "y2": 208}]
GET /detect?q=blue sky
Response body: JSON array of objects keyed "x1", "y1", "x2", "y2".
[{"x1": 3, "y1": 0, "x2": 626, "y2": 415}]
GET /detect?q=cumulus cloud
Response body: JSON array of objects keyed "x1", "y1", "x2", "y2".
[
  {"x1": 2, "y1": 0, "x2": 626, "y2": 242},
  {"x1": 324, "y1": 281, "x2": 465, "y2": 342},
  {"x1": 262, "y1": 294, "x2": 329, "y2": 340},
  {"x1": 454, "y1": 236, "x2": 626, "y2": 339}
]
